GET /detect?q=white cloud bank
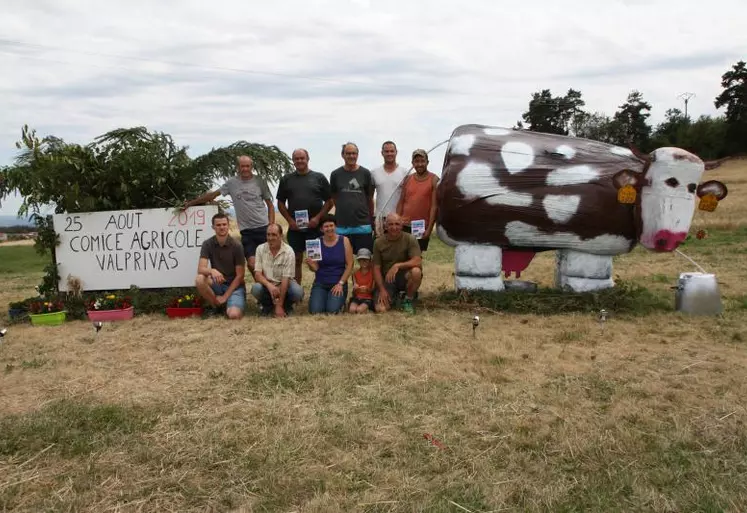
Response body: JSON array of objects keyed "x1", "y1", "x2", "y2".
[{"x1": 1, "y1": 0, "x2": 745, "y2": 215}]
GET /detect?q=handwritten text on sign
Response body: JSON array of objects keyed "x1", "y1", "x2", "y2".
[{"x1": 54, "y1": 206, "x2": 219, "y2": 291}]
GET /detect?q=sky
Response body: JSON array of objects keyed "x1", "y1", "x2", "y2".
[{"x1": 1, "y1": 0, "x2": 745, "y2": 217}]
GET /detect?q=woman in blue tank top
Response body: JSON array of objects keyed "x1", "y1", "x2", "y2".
[{"x1": 305, "y1": 214, "x2": 354, "y2": 314}]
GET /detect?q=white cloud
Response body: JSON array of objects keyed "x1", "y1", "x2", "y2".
[{"x1": 1, "y1": 0, "x2": 745, "y2": 215}]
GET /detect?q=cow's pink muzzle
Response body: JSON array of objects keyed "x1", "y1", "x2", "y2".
[{"x1": 651, "y1": 230, "x2": 688, "y2": 252}]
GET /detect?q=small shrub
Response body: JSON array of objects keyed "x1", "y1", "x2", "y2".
[{"x1": 431, "y1": 280, "x2": 669, "y2": 316}]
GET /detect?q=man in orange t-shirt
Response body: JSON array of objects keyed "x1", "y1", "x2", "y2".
[{"x1": 396, "y1": 149, "x2": 439, "y2": 251}]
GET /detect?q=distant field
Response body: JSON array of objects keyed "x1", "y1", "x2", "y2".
[
  {"x1": 1, "y1": 161, "x2": 746, "y2": 512},
  {"x1": 0, "y1": 245, "x2": 47, "y2": 275}
]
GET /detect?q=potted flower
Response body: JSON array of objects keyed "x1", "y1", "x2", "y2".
[
  {"x1": 87, "y1": 293, "x2": 134, "y2": 322},
  {"x1": 166, "y1": 293, "x2": 203, "y2": 318},
  {"x1": 8, "y1": 299, "x2": 29, "y2": 321},
  {"x1": 28, "y1": 298, "x2": 67, "y2": 326}
]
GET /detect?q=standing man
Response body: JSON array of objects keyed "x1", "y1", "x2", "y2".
[
  {"x1": 371, "y1": 140, "x2": 408, "y2": 236},
  {"x1": 185, "y1": 155, "x2": 274, "y2": 278},
  {"x1": 251, "y1": 223, "x2": 305, "y2": 317},
  {"x1": 330, "y1": 142, "x2": 375, "y2": 253},
  {"x1": 396, "y1": 149, "x2": 439, "y2": 252},
  {"x1": 372, "y1": 213, "x2": 423, "y2": 315},
  {"x1": 194, "y1": 212, "x2": 246, "y2": 319},
  {"x1": 276, "y1": 148, "x2": 333, "y2": 283}
]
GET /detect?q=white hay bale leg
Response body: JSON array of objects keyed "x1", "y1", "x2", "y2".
[
  {"x1": 454, "y1": 244, "x2": 504, "y2": 291},
  {"x1": 555, "y1": 249, "x2": 614, "y2": 292}
]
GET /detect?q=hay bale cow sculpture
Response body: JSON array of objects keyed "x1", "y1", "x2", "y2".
[{"x1": 435, "y1": 124, "x2": 729, "y2": 292}]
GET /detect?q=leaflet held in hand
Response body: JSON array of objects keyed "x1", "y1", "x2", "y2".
[
  {"x1": 306, "y1": 239, "x2": 322, "y2": 261},
  {"x1": 411, "y1": 219, "x2": 426, "y2": 239},
  {"x1": 294, "y1": 209, "x2": 310, "y2": 230}
]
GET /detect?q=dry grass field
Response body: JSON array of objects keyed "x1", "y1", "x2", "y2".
[{"x1": 1, "y1": 162, "x2": 747, "y2": 512}]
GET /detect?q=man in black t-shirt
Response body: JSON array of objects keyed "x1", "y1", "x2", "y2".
[
  {"x1": 330, "y1": 142, "x2": 375, "y2": 253},
  {"x1": 276, "y1": 148, "x2": 333, "y2": 282},
  {"x1": 195, "y1": 212, "x2": 247, "y2": 319}
]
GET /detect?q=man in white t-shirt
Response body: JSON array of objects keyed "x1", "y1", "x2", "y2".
[{"x1": 371, "y1": 140, "x2": 409, "y2": 237}]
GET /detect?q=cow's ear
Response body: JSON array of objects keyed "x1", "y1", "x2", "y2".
[
  {"x1": 697, "y1": 180, "x2": 728, "y2": 212},
  {"x1": 612, "y1": 169, "x2": 642, "y2": 204}
]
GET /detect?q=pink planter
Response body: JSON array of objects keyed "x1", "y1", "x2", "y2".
[
  {"x1": 87, "y1": 307, "x2": 135, "y2": 322},
  {"x1": 166, "y1": 307, "x2": 203, "y2": 318}
]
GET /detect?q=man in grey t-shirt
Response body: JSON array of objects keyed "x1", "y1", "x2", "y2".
[
  {"x1": 330, "y1": 142, "x2": 375, "y2": 254},
  {"x1": 185, "y1": 155, "x2": 274, "y2": 277}
]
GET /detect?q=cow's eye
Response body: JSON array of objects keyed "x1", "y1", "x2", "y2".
[
  {"x1": 665, "y1": 177, "x2": 679, "y2": 187},
  {"x1": 688, "y1": 183, "x2": 696, "y2": 193}
]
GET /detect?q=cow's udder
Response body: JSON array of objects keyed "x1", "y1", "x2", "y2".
[{"x1": 503, "y1": 250, "x2": 536, "y2": 278}]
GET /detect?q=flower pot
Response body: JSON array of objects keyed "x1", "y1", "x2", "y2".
[
  {"x1": 29, "y1": 310, "x2": 67, "y2": 326},
  {"x1": 166, "y1": 307, "x2": 203, "y2": 318},
  {"x1": 8, "y1": 308, "x2": 27, "y2": 320},
  {"x1": 87, "y1": 306, "x2": 135, "y2": 322}
]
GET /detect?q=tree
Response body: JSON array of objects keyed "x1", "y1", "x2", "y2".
[
  {"x1": 611, "y1": 90, "x2": 652, "y2": 151},
  {"x1": 650, "y1": 108, "x2": 689, "y2": 148},
  {"x1": 679, "y1": 115, "x2": 729, "y2": 160},
  {"x1": 0, "y1": 125, "x2": 293, "y2": 217},
  {"x1": 520, "y1": 88, "x2": 587, "y2": 136},
  {"x1": 714, "y1": 60, "x2": 747, "y2": 155},
  {"x1": 571, "y1": 111, "x2": 616, "y2": 143}
]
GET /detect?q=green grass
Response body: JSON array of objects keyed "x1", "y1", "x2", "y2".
[
  {"x1": 0, "y1": 399, "x2": 161, "y2": 458},
  {"x1": 681, "y1": 226, "x2": 747, "y2": 247},
  {"x1": 422, "y1": 236, "x2": 455, "y2": 264},
  {"x1": 0, "y1": 245, "x2": 49, "y2": 274}
]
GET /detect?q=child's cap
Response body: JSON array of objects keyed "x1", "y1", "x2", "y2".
[{"x1": 356, "y1": 248, "x2": 372, "y2": 260}]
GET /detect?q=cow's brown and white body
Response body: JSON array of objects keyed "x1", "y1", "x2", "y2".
[{"x1": 436, "y1": 124, "x2": 728, "y2": 292}]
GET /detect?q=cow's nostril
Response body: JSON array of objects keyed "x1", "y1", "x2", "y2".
[{"x1": 656, "y1": 238, "x2": 668, "y2": 247}]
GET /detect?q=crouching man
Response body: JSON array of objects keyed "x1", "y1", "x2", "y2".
[
  {"x1": 251, "y1": 223, "x2": 305, "y2": 317},
  {"x1": 373, "y1": 213, "x2": 423, "y2": 314},
  {"x1": 195, "y1": 212, "x2": 247, "y2": 319}
]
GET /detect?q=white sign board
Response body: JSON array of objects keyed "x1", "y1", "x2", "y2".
[{"x1": 53, "y1": 206, "x2": 219, "y2": 292}]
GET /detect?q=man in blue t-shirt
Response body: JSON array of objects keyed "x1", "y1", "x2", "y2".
[{"x1": 329, "y1": 142, "x2": 375, "y2": 253}]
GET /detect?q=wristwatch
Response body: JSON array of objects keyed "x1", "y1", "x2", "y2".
[{"x1": 338, "y1": 281, "x2": 344, "y2": 286}]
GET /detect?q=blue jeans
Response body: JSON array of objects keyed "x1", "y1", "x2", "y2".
[
  {"x1": 210, "y1": 282, "x2": 246, "y2": 311},
  {"x1": 250, "y1": 280, "x2": 304, "y2": 313},
  {"x1": 309, "y1": 282, "x2": 348, "y2": 314}
]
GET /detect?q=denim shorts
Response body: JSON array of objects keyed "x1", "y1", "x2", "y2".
[
  {"x1": 210, "y1": 282, "x2": 246, "y2": 310},
  {"x1": 240, "y1": 227, "x2": 268, "y2": 258}
]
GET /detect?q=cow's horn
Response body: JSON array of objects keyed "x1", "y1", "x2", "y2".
[
  {"x1": 704, "y1": 156, "x2": 731, "y2": 170},
  {"x1": 628, "y1": 143, "x2": 651, "y2": 163}
]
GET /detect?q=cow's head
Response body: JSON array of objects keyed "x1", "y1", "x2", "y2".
[{"x1": 612, "y1": 147, "x2": 728, "y2": 252}]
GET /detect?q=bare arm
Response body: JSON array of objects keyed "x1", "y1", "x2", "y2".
[
  {"x1": 313, "y1": 199, "x2": 334, "y2": 222},
  {"x1": 426, "y1": 176, "x2": 439, "y2": 237},
  {"x1": 186, "y1": 189, "x2": 220, "y2": 207},
  {"x1": 221, "y1": 264, "x2": 245, "y2": 299},
  {"x1": 305, "y1": 258, "x2": 319, "y2": 272},
  {"x1": 392, "y1": 255, "x2": 423, "y2": 272},
  {"x1": 197, "y1": 257, "x2": 212, "y2": 277},
  {"x1": 277, "y1": 200, "x2": 297, "y2": 229},
  {"x1": 340, "y1": 237, "x2": 354, "y2": 283},
  {"x1": 265, "y1": 199, "x2": 275, "y2": 225},
  {"x1": 253, "y1": 270, "x2": 274, "y2": 290},
  {"x1": 373, "y1": 264, "x2": 386, "y2": 291}
]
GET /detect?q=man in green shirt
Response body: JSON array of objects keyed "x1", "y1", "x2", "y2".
[{"x1": 372, "y1": 213, "x2": 422, "y2": 314}]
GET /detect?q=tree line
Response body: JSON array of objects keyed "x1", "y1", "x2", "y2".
[{"x1": 515, "y1": 60, "x2": 747, "y2": 159}]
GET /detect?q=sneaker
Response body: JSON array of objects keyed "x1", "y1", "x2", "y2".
[{"x1": 402, "y1": 298, "x2": 415, "y2": 314}]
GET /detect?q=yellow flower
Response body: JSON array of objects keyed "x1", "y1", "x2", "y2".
[
  {"x1": 178, "y1": 299, "x2": 183, "y2": 303},
  {"x1": 107, "y1": 295, "x2": 115, "y2": 299}
]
